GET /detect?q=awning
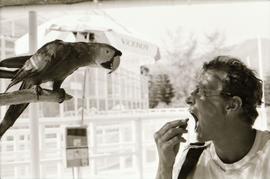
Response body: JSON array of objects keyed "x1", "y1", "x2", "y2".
[{"x1": 15, "y1": 14, "x2": 160, "y2": 61}]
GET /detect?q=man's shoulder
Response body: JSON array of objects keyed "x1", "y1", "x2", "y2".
[
  {"x1": 254, "y1": 130, "x2": 270, "y2": 155},
  {"x1": 256, "y1": 129, "x2": 270, "y2": 144},
  {"x1": 259, "y1": 129, "x2": 270, "y2": 135}
]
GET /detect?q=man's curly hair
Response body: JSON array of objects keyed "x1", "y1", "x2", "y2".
[{"x1": 203, "y1": 56, "x2": 263, "y2": 125}]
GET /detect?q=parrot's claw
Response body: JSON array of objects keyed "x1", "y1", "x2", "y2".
[
  {"x1": 35, "y1": 85, "x2": 43, "y2": 100},
  {"x1": 58, "y1": 88, "x2": 66, "y2": 103}
]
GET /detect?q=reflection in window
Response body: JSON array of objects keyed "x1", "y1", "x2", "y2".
[
  {"x1": 6, "y1": 136, "x2": 14, "y2": 141},
  {"x1": 20, "y1": 107, "x2": 29, "y2": 118},
  {"x1": 1, "y1": 167, "x2": 14, "y2": 178},
  {"x1": 107, "y1": 75, "x2": 112, "y2": 96},
  {"x1": 41, "y1": 102, "x2": 60, "y2": 117},
  {"x1": 19, "y1": 135, "x2": 25, "y2": 140},
  {"x1": 19, "y1": 144, "x2": 25, "y2": 150},
  {"x1": 108, "y1": 100, "x2": 113, "y2": 110},
  {"x1": 128, "y1": 101, "x2": 132, "y2": 109},
  {"x1": 122, "y1": 127, "x2": 132, "y2": 142},
  {"x1": 78, "y1": 98, "x2": 87, "y2": 111},
  {"x1": 124, "y1": 156, "x2": 133, "y2": 168},
  {"x1": 96, "y1": 157, "x2": 120, "y2": 172},
  {"x1": 64, "y1": 98, "x2": 75, "y2": 116},
  {"x1": 145, "y1": 148, "x2": 156, "y2": 163},
  {"x1": 89, "y1": 99, "x2": 97, "y2": 109},
  {"x1": 88, "y1": 81, "x2": 96, "y2": 96},
  {"x1": 96, "y1": 127, "x2": 120, "y2": 145},
  {"x1": 105, "y1": 128, "x2": 119, "y2": 143},
  {"x1": 99, "y1": 99, "x2": 106, "y2": 111},
  {"x1": 98, "y1": 80, "x2": 106, "y2": 97},
  {"x1": 6, "y1": 145, "x2": 14, "y2": 151}
]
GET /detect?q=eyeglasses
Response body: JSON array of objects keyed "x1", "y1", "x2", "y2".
[{"x1": 191, "y1": 85, "x2": 232, "y2": 98}]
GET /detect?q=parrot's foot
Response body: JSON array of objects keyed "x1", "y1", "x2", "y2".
[
  {"x1": 35, "y1": 85, "x2": 43, "y2": 100},
  {"x1": 58, "y1": 88, "x2": 66, "y2": 103}
]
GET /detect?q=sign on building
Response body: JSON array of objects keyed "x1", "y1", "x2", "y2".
[{"x1": 65, "y1": 126, "x2": 89, "y2": 168}]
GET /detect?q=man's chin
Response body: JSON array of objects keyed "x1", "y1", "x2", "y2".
[
  {"x1": 195, "y1": 131, "x2": 207, "y2": 143},
  {"x1": 196, "y1": 136, "x2": 207, "y2": 143}
]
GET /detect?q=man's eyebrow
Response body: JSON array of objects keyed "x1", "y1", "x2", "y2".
[
  {"x1": 197, "y1": 82, "x2": 207, "y2": 89},
  {"x1": 199, "y1": 76, "x2": 222, "y2": 89},
  {"x1": 212, "y1": 74, "x2": 225, "y2": 81}
]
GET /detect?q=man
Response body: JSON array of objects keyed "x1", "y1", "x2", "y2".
[{"x1": 154, "y1": 56, "x2": 270, "y2": 179}]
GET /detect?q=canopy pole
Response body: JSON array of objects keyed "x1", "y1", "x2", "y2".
[{"x1": 29, "y1": 11, "x2": 40, "y2": 179}]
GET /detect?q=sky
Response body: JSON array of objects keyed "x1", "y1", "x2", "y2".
[
  {"x1": 1, "y1": 1, "x2": 270, "y2": 56},
  {"x1": 103, "y1": 1, "x2": 270, "y2": 47}
]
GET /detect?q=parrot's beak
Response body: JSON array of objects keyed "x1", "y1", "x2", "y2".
[
  {"x1": 115, "y1": 50, "x2": 122, "y2": 56},
  {"x1": 100, "y1": 49, "x2": 121, "y2": 74},
  {"x1": 108, "y1": 55, "x2": 120, "y2": 74}
]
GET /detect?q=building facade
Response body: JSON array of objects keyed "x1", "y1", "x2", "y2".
[{"x1": 0, "y1": 15, "x2": 162, "y2": 179}]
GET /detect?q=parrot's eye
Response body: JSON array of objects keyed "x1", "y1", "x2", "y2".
[{"x1": 106, "y1": 50, "x2": 110, "y2": 54}]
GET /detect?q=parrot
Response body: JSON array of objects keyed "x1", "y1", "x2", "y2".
[{"x1": 0, "y1": 39, "x2": 122, "y2": 138}]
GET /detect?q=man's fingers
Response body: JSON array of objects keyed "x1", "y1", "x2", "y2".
[
  {"x1": 154, "y1": 120, "x2": 189, "y2": 168},
  {"x1": 161, "y1": 127, "x2": 188, "y2": 142},
  {"x1": 161, "y1": 135, "x2": 187, "y2": 151},
  {"x1": 158, "y1": 118, "x2": 189, "y2": 136}
]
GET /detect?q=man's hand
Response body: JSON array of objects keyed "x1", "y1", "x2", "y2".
[{"x1": 154, "y1": 119, "x2": 189, "y2": 179}]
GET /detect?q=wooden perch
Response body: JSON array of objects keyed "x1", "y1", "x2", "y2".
[{"x1": 0, "y1": 88, "x2": 73, "y2": 106}]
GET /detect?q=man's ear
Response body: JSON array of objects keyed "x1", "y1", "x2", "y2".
[{"x1": 225, "y1": 96, "x2": 242, "y2": 112}]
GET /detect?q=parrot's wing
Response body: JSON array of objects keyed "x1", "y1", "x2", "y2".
[
  {"x1": 5, "y1": 40, "x2": 66, "y2": 91},
  {"x1": 0, "y1": 55, "x2": 32, "y2": 68}
]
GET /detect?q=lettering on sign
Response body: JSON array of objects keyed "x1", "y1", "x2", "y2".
[{"x1": 121, "y1": 38, "x2": 149, "y2": 50}]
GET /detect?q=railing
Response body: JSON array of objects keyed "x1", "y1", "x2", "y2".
[
  {"x1": 1, "y1": 107, "x2": 268, "y2": 179},
  {"x1": 0, "y1": 108, "x2": 190, "y2": 179}
]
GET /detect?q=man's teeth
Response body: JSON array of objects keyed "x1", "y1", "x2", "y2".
[{"x1": 189, "y1": 112, "x2": 199, "y2": 130}]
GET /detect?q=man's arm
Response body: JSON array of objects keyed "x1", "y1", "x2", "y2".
[
  {"x1": 154, "y1": 119, "x2": 189, "y2": 179},
  {"x1": 156, "y1": 163, "x2": 173, "y2": 179}
]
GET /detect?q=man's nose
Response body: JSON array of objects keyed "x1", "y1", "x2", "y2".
[{"x1": 185, "y1": 93, "x2": 195, "y2": 106}]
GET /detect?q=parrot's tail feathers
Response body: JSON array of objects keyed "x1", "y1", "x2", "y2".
[
  {"x1": 0, "y1": 81, "x2": 33, "y2": 136},
  {"x1": 0, "y1": 69, "x2": 18, "y2": 79},
  {"x1": 0, "y1": 103, "x2": 29, "y2": 137},
  {"x1": 0, "y1": 55, "x2": 31, "y2": 68}
]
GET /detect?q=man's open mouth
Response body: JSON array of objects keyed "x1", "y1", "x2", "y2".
[{"x1": 189, "y1": 111, "x2": 199, "y2": 131}]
